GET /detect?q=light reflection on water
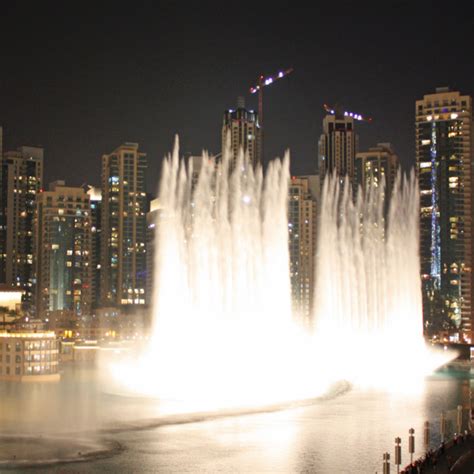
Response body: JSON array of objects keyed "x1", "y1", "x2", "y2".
[{"x1": 0, "y1": 365, "x2": 473, "y2": 472}]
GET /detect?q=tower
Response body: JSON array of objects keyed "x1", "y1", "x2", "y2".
[
  {"x1": 35, "y1": 181, "x2": 92, "y2": 320},
  {"x1": 0, "y1": 146, "x2": 43, "y2": 310},
  {"x1": 355, "y1": 143, "x2": 399, "y2": 197},
  {"x1": 222, "y1": 97, "x2": 261, "y2": 170},
  {"x1": 318, "y1": 107, "x2": 358, "y2": 182},
  {"x1": 100, "y1": 143, "x2": 147, "y2": 307},
  {"x1": 288, "y1": 175, "x2": 319, "y2": 323},
  {"x1": 416, "y1": 87, "x2": 473, "y2": 341},
  {"x1": 87, "y1": 185, "x2": 102, "y2": 309}
]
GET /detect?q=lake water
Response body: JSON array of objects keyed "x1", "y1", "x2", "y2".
[{"x1": 0, "y1": 364, "x2": 472, "y2": 473}]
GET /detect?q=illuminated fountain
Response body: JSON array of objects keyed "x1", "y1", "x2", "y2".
[
  {"x1": 314, "y1": 173, "x2": 450, "y2": 390},
  {"x1": 111, "y1": 138, "x2": 329, "y2": 411},
  {"x1": 109, "y1": 140, "x2": 452, "y2": 412}
]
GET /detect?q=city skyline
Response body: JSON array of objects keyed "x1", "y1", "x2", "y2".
[{"x1": 1, "y1": 2, "x2": 473, "y2": 190}]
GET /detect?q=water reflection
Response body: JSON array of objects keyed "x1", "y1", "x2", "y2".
[{"x1": 0, "y1": 365, "x2": 472, "y2": 472}]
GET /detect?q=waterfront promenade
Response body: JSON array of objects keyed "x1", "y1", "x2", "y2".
[{"x1": 401, "y1": 434, "x2": 474, "y2": 473}]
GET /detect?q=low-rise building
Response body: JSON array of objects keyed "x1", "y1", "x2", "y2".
[{"x1": 0, "y1": 331, "x2": 60, "y2": 381}]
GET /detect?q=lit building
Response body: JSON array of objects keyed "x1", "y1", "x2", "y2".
[
  {"x1": 100, "y1": 143, "x2": 147, "y2": 307},
  {"x1": 355, "y1": 143, "x2": 399, "y2": 197},
  {"x1": 288, "y1": 175, "x2": 319, "y2": 323},
  {"x1": 222, "y1": 97, "x2": 261, "y2": 169},
  {"x1": 318, "y1": 108, "x2": 358, "y2": 182},
  {"x1": 35, "y1": 181, "x2": 92, "y2": 320},
  {"x1": 0, "y1": 146, "x2": 43, "y2": 309},
  {"x1": 0, "y1": 331, "x2": 60, "y2": 381},
  {"x1": 146, "y1": 197, "x2": 161, "y2": 306},
  {"x1": 0, "y1": 284, "x2": 23, "y2": 312},
  {"x1": 87, "y1": 186, "x2": 102, "y2": 309},
  {"x1": 416, "y1": 87, "x2": 473, "y2": 341},
  {"x1": 0, "y1": 126, "x2": 5, "y2": 283}
]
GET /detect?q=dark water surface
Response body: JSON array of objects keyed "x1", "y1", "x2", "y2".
[{"x1": 0, "y1": 365, "x2": 472, "y2": 473}]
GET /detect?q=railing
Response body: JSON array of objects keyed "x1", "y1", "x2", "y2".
[{"x1": 377, "y1": 405, "x2": 473, "y2": 473}]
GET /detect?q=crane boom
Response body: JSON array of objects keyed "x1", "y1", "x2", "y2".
[
  {"x1": 248, "y1": 67, "x2": 293, "y2": 163},
  {"x1": 249, "y1": 68, "x2": 294, "y2": 94},
  {"x1": 323, "y1": 103, "x2": 373, "y2": 122}
]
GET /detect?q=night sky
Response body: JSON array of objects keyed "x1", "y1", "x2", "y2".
[{"x1": 1, "y1": 1, "x2": 473, "y2": 195}]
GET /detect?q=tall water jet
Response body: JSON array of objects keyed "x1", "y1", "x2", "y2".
[
  {"x1": 107, "y1": 142, "x2": 452, "y2": 410},
  {"x1": 110, "y1": 138, "x2": 328, "y2": 411},
  {"x1": 314, "y1": 173, "x2": 450, "y2": 390}
]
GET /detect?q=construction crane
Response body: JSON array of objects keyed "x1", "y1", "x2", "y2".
[
  {"x1": 249, "y1": 67, "x2": 293, "y2": 161},
  {"x1": 323, "y1": 103, "x2": 373, "y2": 122},
  {"x1": 250, "y1": 68, "x2": 293, "y2": 129}
]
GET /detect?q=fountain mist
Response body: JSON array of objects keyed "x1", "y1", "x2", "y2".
[
  {"x1": 314, "y1": 173, "x2": 451, "y2": 390},
  {"x1": 109, "y1": 142, "x2": 452, "y2": 409},
  {"x1": 112, "y1": 139, "x2": 328, "y2": 411}
]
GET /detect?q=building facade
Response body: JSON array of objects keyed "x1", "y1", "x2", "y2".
[
  {"x1": 222, "y1": 97, "x2": 261, "y2": 169},
  {"x1": 288, "y1": 175, "x2": 319, "y2": 323},
  {"x1": 146, "y1": 198, "x2": 161, "y2": 307},
  {"x1": 416, "y1": 87, "x2": 473, "y2": 341},
  {"x1": 35, "y1": 181, "x2": 92, "y2": 320},
  {"x1": 318, "y1": 110, "x2": 358, "y2": 182},
  {"x1": 0, "y1": 331, "x2": 60, "y2": 381},
  {"x1": 87, "y1": 186, "x2": 102, "y2": 309},
  {"x1": 355, "y1": 143, "x2": 399, "y2": 197},
  {"x1": 0, "y1": 146, "x2": 43, "y2": 309},
  {"x1": 100, "y1": 143, "x2": 147, "y2": 307}
]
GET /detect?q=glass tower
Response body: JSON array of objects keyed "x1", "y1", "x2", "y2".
[
  {"x1": 416, "y1": 87, "x2": 473, "y2": 342},
  {"x1": 100, "y1": 143, "x2": 147, "y2": 307}
]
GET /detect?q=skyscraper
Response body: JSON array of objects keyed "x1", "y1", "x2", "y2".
[
  {"x1": 288, "y1": 175, "x2": 319, "y2": 323},
  {"x1": 87, "y1": 186, "x2": 102, "y2": 309},
  {"x1": 355, "y1": 143, "x2": 399, "y2": 197},
  {"x1": 222, "y1": 97, "x2": 261, "y2": 169},
  {"x1": 35, "y1": 181, "x2": 92, "y2": 320},
  {"x1": 0, "y1": 146, "x2": 43, "y2": 309},
  {"x1": 100, "y1": 143, "x2": 147, "y2": 307},
  {"x1": 318, "y1": 108, "x2": 358, "y2": 182},
  {"x1": 146, "y1": 197, "x2": 161, "y2": 307},
  {"x1": 0, "y1": 126, "x2": 5, "y2": 284},
  {"x1": 416, "y1": 87, "x2": 473, "y2": 341}
]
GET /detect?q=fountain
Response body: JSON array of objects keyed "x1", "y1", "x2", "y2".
[
  {"x1": 109, "y1": 139, "x2": 452, "y2": 411},
  {"x1": 314, "y1": 173, "x2": 451, "y2": 391},
  {"x1": 110, "y1": 138, "x2": 331, "y2": 412}
]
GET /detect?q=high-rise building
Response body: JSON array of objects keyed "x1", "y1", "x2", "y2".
[
  {"x1": 288, "y1": 175, "x2": 319, "y2": 323},
  {"x1": 146, "y1": 198, "x2": 161, "y2": 307},
  {"x1": 87, "y1": 186, "x2": 102, "y2": 309},
  {"x1": 416, "y1": 87, "x2": 473, "y2": 341},
  {"x1": 0, "y1": 126, "x2": 5, "y2": 284},
  {"x1": 0, "y1": 146, "x2": 43, "y2": 309},
  {"x1": 355, "y1": 143, "x2": 399, "y2": 197},
  {"x1": 100, "y1": 143, "x2": 147, "y2": 307},
  {"x1": 318, "y1": 108, "x2": 358, "y2": 182},
  {"x1": 222, "y1": 97, "x2": 261, "y2": 169},
  {"x1": 35, "y1": 181, "x2": 92, "y2": 320}
]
